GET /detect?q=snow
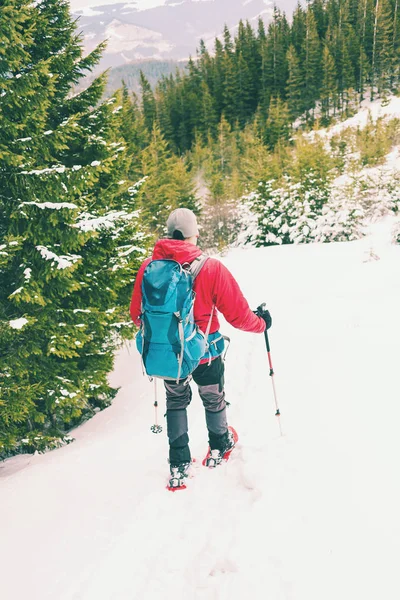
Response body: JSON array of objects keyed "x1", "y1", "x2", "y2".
[
  {"x1": 75, "y1": 6, "x2": 104, "y2": 16},
  {"x1": 9, "y1": 317, "x2": 28, "y2": 330},
  {"x1": 71, "y1": 0, "x2": 166, "y2": 10},
  {"x1": 75, "y1": 210, "x2": 137, "y2": 232},
  {"x1": 9, "y1": 286, "x2": 23, "y2": 297},
  {"x1": 20, "y1": 201, "x2": 78, "y2": 210},
  {"x1": 101, "y1": 19, "x2": 174, "y2": 56},
  {"x1": 36, "y1": 246, "x2": 82, "y2": 270},
  {"x1": 312, "y1": 95, "x2": 400, "y2": 139},
  {"x1": 1, "y1": 216, "x2": 400, "y2": 599},
  {"x1": 21, "y1": 166, "x2": 68, "y2": 175}
]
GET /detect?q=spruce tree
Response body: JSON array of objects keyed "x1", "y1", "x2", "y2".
[
  {"x1": 222, "y1": 35, "x2": 238, "y2": 125},
  {"x1": 372, "y1": 0, "x2": 395, "y2": 96},
  {"x1": 264, "y1": 97, "x2": 290, "y2": 149},
  {"x1": 197, "y1": 39, "x2": 214, "y2": 91},
  {"x1": 292, "y1": 2, "x2": 307, "y2": 57},
  {"x1": 303, "y1": 8, "x2": 322, "y2": 119},
  {"x1": 392, "y1": 0, "x2": 400, "y2": 83},
  {"x1": 321, "y1": 44, "x2": 338, "y2": 122},
  {"x1": 138, "y1": 124, "x2": 198, "y2": 237},
  {"x1": 140, "y1": 70, "x2": 157, "y2": 132},
  {"x1": 264, "y1": 7, "x2": 289, "y2": 103},
  {"x1": 119, "y1": 84, "x2": 148, "y2": 180},
  {"x1": 0, "y1": 0, "x2": 148, "y2": 457},
  {"x1": 235, "y1": 50, "x2": 253, "y2": 126},
  {"x1": 212, "y1": 38, "x2": 226, "y2": 120},
  {"x1": 197, "y1": 80, "x2": 218, "y2": 140},
  {"x1": 312, "y1": 0, "x2": 329, "y2": 39},
  {"x1": 286, "y1": 44, "x2": 304, "y2": 121},
  {"x1": 156, "y1": 75, "x2": 176, "y2": 150},
  {"x1": 358, "y1": 0, "x2": 374, "y2": 99}
]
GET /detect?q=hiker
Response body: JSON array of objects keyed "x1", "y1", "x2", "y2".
[{"x1": 130, "y1": 208, "x2": 271, "y2": 488}]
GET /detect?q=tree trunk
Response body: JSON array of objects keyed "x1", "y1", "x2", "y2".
[{"x1": 371, "y1": 0, "x2": 380, "y2": 100}]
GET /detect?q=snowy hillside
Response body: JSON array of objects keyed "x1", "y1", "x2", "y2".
[
  {"x1": 2, "y1": 92, "x2": 400, "y2": 598},
  {"x1": 1, "y1": 212, "x2": 400, "y2": 599}
]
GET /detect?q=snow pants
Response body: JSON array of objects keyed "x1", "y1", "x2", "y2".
[{"x1": 164, "y1": 356, "x2": 227, "y2": 466}]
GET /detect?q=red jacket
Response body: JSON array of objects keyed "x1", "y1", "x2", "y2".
[{"x1": 130, "y1": 239, "x2": 265, "y2": 337}]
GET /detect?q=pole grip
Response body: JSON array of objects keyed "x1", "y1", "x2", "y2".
[{"x1": 264, "y1": 328, "x2": 271, "y2": 353}]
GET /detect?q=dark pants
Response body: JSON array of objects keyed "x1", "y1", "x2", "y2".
[{"x1": 164, "y1": 356, "x2": 227, "y2": 465}]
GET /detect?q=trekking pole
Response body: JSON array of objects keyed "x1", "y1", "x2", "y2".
[
  {"x1": 150, "y1": 379, "x2": 162, "y2": 434},
  {"x1": 258, "y1": 303, "x2": 283, "y2": 437}
]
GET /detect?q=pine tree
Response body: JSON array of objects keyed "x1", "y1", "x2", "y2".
[
  {"x1": 286, "y1": 44, "x2": 304, "y2": 121},
  {"x1": 197, "y1": 38, "x2": 213, "y2": 90},
  {"x1": 358, "y1": 0, "x2": 374, "y2": 99},
  {"x1": 312, "y1": 0, "x2": 329, "y2": 39},
  {"x1": 303, "y1": 8, "x2": 322, "y2": 119},
  {"x1": 211, "y1": 38, "x2": 225, "y2": 120},
  {"x1": 292, "y1": 2, "x2": 307, "y2": 57},
  {"x1": 340, "y1": 37, "x2": 356, "y2": 110},
  {"x1": 372, "y1": 0, "x2": 395, "y2": 97},
  {"x1": 264, "y1": 97, "x2": 291, "y2": 149},
  {"x1": 392, "y1": 0, "x2": 400, "y2": 84},
  {"x1": 119, "y1": 83, "x2": 148, "y2": 180},
  {"x1": 321, "y1": 44, "x2": 338, "y2": 122},
  {"x1": 140, "y1": 70, "x2": 157, "y2": 132},
  {"x1": 0, "y1": 0, "x2": 148, "y2": 457},
  {"x1": 197, "y1": 80, "x2": 218, "y2": 140},
  {"x1": 239, "y1": 122, "x2": 273, "y2": 188},
  {"x1": 235, "y1": 50, "x2": 253, "y2": 126},
  {"x1": 263, "y1": 7, "x2": 290, "y2": 103},
  {"x1": 138, "y1": 125, "x2": 198, "y2": 236},
  {"x1": 222, "y1": 36, "x2": 238, "y2": 125},
  {"x1": 156, "y1": 80, "x2": 175, "y2": 150}
]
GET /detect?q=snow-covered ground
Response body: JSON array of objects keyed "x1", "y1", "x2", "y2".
[
  {"x1": 311, "y1": 94, "x2": 400, "y2": 139},
  {"x1": 1, "y1": 217, "x2": 400, "y2": 600}
]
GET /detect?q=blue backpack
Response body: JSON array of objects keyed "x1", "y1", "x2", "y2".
[{"x1": 136, "y1": 255, "x2": 212, "y2": 382}]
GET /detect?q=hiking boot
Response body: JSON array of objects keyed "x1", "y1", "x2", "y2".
[
  {"x1": 210, "y1": 427, "x2": 236, "y2": 454},
  {"x1": 205, "y1": 428, "x2": 236, "y2": 468},
  {"x1": 168, "y1": 461, "x2": 191, "y2": 489},
  {"x1": 205, "y1": 449, "x2": 223, "y2": 468}
]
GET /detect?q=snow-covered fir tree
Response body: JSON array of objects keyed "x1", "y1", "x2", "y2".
[{"x1": 0, "y1": 0, "x2": 149, "y2": 457}]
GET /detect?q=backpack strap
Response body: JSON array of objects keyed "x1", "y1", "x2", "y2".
[
  {"x1": 189, "y1": 254, "x2": 217, "y2": 367},
  {"x1": 173, "y1": 311, "x2": 185, "y2": 383},
  {"x1": 189, "y1": 254, "x2": 209, "y2": 280}
]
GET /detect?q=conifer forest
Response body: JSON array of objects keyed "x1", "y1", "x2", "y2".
[{"x1": 1, "y1": 0, "x2": 400, "y2": 457}]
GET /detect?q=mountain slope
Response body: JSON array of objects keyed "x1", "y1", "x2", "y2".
[
  {"x1": 1, "y1": 214, "x2": 400, "y2": 599},
  {"x1": 73, "y1": 0, "x2": 298, "y2": 69},
  {"x1": 2, "y1": 96, "x2": 400, "y2": 598}
]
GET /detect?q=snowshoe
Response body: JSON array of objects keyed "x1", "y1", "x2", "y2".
[
  {"x1": 167, "y1": 461, "x2": 192, "y2": 492},
  {"x1": 202, "y1": 426, "x2": 238, "y2": 468}
]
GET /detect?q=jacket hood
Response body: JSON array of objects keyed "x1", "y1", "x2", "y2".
[{"x1": 152, "y1": 239, "x2": 202, "y2": 264}]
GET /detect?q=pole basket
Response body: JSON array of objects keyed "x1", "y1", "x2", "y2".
[
  {"x1": 151, "y1": 381, "x2": 162, "y2": 433},
  {"x1": 151, "y1": 424, "x2": 163, "y2": 434}
]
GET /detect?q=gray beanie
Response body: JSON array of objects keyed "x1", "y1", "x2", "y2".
[{"x1": 166, "y1": 208, "x2": 199, "y2": 239}]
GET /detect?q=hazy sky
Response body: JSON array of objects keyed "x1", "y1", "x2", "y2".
[{"x1": 69, "y1": 0, "x2": 166, "y2": 11}]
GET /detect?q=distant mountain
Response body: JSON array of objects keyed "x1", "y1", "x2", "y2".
[
  {"x1": 105, "y1": 59, "x2": 183, "y2": 95},
  {"x1": 73, "y1": 0, "x2": 299, "y2": 71}
]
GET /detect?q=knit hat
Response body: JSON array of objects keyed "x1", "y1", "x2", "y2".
[{"x1": 166, "y1": 208, "x2": 199, "y2": 239}]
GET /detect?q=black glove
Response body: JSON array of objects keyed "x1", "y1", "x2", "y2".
[{"x1": 254, "y1": 303, "x2": 272, "y2": 330}]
